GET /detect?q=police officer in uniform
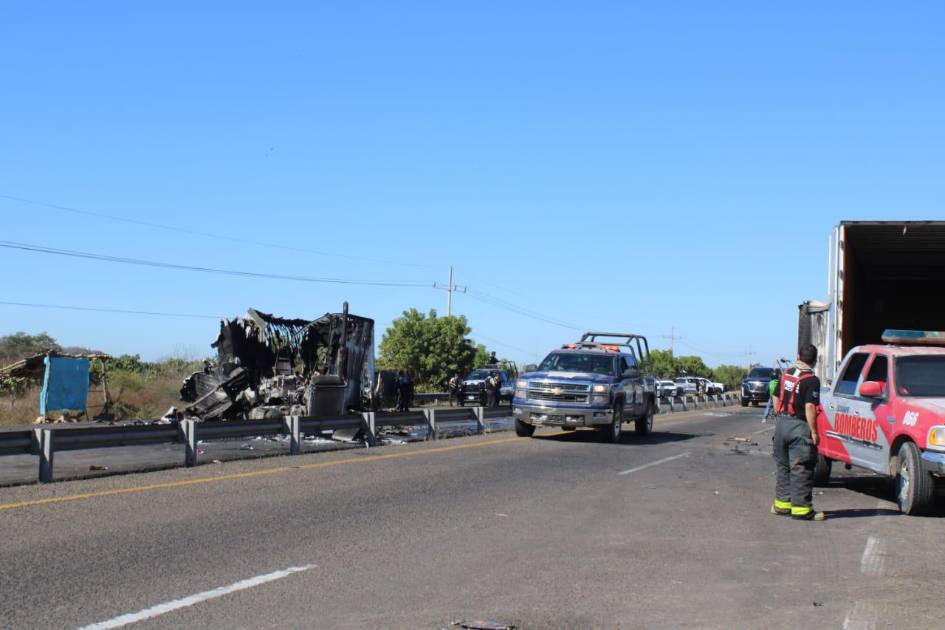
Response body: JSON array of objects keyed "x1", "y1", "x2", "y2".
[
  {"x1": 770, "y1": 344, "x2": 825, "y2": 521},
  {"x1": 448, "y1": 372, "x2": 462, "y2": 407}
]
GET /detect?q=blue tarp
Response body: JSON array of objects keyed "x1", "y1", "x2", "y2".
[{"x1": 40, "y1": 356, "x2": 90, "y2": 416}]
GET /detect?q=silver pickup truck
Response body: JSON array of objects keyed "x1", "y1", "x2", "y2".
[{"x1": 512, "y1": 332, "x2": 658, "y2": 442}]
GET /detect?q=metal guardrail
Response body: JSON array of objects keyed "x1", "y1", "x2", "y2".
[{"x1": 0, "y1": 392, "x2": 743, "y2": 484}]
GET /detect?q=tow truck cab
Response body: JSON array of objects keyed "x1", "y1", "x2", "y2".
[
  {"x1": 512, "y1": 332, "x2": 657, "y2": 442},
  {"x1": 816, "y1": 330, "x2": 945, "y2": 515}
]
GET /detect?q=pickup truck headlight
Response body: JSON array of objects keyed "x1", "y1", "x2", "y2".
[
  {"x1": 516, "y1": 380, "x2": 529, "y2": 389},
  {"x1": 592, "y1": 384, "x2": 609, "y2": 393},
  {"x1": 927, "y1": 426, "x2": 945, "y2": 452}
]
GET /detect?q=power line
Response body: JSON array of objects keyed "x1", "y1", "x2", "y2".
[
  {"x1": 465, "y1": 289, "x2": 584, "y2": 331},
  {"x1": 0, "y1": 300, "x2": 219, "y2": 319},
  {"x1": 0, "y1": 194, "x2": 441, "y2": 270},
  {"x1": 0, "y1": 240, "x2": 433, "y2": 288}
]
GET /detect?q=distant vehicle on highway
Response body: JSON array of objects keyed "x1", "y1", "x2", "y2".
[
  {"x1": 512, "y1": 332, "x2": 658, "y2": 442},
  {"x1": 674, "y1": 377, "x2": 699, "y2": 396},
  {"x1": 657, "y1": 380, "x2": 677, "y2": 399},
  {"x1": 740, "y1": 367, "x2": 776, "y2": 406},
  {"x1": 462, "y1": 368, "x2": 514, "y2": 404},
  {"x1": 700, "y1": 378, "x2": 724, "y2": 395}
]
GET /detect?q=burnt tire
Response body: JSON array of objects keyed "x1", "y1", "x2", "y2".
[
  {"x1": 896, "y1": 441, "x2": 936, "y2": 515},
  {"x1": 635, "y1": 402, "x2": 654, "y2": 436},
  {"x1": 601, "y1": 403, "x2": 623, "y2": 443},
  {"x1": 514, "y1": 417, "x2": 536, "y2": 438},
  {"x1": 812, "y1": 453, "x2": 832, "y2": 485}
]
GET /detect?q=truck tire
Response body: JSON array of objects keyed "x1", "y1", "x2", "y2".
[
  {"x1": 601, "y1": 403, "x2": 623, "y2": 443},
  {"x1": 896, "y1": 441, "x2": 935, "y2": 515},
  {"x1": 635, "y1": 401, "x2": 654, "y2": 436},
  {"x1": 812, "y1": 453, "x2": 832, "y2": 485},
  {"x1": 514, "y1": 417, "x2": 535, "y2": 438},
  {"x1": 740, "y1": 397, "x2": 748, "y2": 407}
]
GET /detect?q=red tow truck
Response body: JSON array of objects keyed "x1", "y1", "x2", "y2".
[{"x1": 814, "y1": 330, "x2": 945, "y2": 515}]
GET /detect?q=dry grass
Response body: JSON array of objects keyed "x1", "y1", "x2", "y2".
[{"x1": 0, "y1": 361, "x2": 201, "y2": 426}]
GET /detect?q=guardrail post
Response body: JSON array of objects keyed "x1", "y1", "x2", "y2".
[
  {"x1": 182, "y1": 419, "x2": 197, "y2": 467},
  {"x1": 474, "y1": 406, "x2": 485, "y2": 433},
  {"x1": 423, "y1": 408, "x2": 436, "y2": 440},
  {"x1": 35, "y1": 428, "x2": 54, "y2": 483},
  {"x1": 360, "y1": 412, "x2": 377, "y2": 447},
  {"x1": 284, "y1": 416, "x2": 301, "y2": 455}
]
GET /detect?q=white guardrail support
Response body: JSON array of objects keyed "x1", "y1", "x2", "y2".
[
  {"x1": 360, "y1": 412, "x2": 377, "y2": 447},
  {"x1": 423, "y1": 408, "x2": 437, "y2": 440},
  {"x1": 284, "y1": 416, "x2": 301, "y2": 455},
  {"x1": 182, "y1": 419, "x2": 198, "y2": 467},
  {"x1": 474, "y1": 407, "x2": 485, "y2": 433},
  {"x1": 35, "y1": 428, "x2": 54, "y2": 483}
]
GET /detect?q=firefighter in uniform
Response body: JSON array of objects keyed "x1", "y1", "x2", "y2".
[{"x1": 770, "y1": 344, "x2": 826, "y2": 521}]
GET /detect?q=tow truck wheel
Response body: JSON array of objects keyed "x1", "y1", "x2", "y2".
[
  {"x1": 635, "y1": 402, "x2": 653, "y2": 436},
  {"x1": 812, "y1": 454, "x2": 832, "y2": 485},
  {"x1": 602, "y1": 403, "x2": 623, "y2": 443},
  {"x1": 896, "y1": 441, "x2": 935, "y2": 515},
  {"x1": 514, "y1": 417, "x2": 536, "y2": 438}
]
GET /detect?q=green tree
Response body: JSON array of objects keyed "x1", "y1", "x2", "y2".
[
  {"x1": 675, "y1": 355, "x2": 711, "y2": 378},
  {"x1": 646, "y1": 349, "x2": 677, "y2": 378},
  {"x1": 378, "y1": 309, "x2": 489, "y2": 391},
  {"x1": 0, "y1": 331, "x2": 61, "y2": 365},
  {"x1": 711, "y1": 364, "x2": 747, "y2": 391}
]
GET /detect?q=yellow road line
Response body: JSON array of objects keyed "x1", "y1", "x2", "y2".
[{"x1": 0, "y1": 436, "x2": 524, "y2": 512}]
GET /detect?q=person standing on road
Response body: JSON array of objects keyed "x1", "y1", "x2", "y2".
[
  {"x1": 770, "y1": 344, "x2": 825, "y2": 521},
  {"x1": 486, "y1": 371, "x2": 501, "y2": 408},
  {"x1": 400, "y1": 370, "x2": 414, "y2": 411},
  {"x1": 762, "y1": 369, "x2": 780, "y2": 422},
  {"x1": 448, "y1": 372, "x2": 462, "y2": 407},
  {"x1": 394, "y1": 370, "x2": 406, "y2": 411}
]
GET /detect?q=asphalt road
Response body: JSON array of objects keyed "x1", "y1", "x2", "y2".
[{"x1": 1, "y1": 407, "x2": 942, "y2": 629}]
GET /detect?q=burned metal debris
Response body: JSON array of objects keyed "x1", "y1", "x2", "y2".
[{"x1": 180, "y1": 303, "x2": 374, "y2": 421}]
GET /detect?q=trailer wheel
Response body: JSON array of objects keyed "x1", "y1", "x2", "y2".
[
  {"x1": 514, "y1": 418, "x2": 535, "y2": 438},
  {"x1": 896, "y1": 441, "x2": 935, "y2": 515}
]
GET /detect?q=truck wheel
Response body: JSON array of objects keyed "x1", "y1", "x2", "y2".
[
  {"x1": 740, "y1": 397, "x2": 748, "y2": 407},
  {"x1": 602, "y1": 403, "x2": 623, "y2": 443},
  {"x1": 896, "y1": 441, "x2": 935, "y2": 515},
  {"x1": 812, "y1": 454, "x2": 832, "y2": 485},
  {"x1": 514, "y1": 418, "x2": 535, "y2": 438},
  {"x1": 635, "y1": 403, "x2": 654, "y2": 436}
]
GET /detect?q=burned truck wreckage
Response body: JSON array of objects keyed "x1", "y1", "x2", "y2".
[{"x1": 179, "y1": 305, "x2": 374, "y2": 422}]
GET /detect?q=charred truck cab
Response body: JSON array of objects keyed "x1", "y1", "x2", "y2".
[{"x1": 512, "y1": 332, "x2": 658, "y2": 442}]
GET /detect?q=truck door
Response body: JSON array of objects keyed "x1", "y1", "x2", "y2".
[
  {"x1": 820, "y1": 352, "x2": 886, "y2": 473},
  {"x1": 619, "y1": 355, "x2": 643, "y2": 416}
]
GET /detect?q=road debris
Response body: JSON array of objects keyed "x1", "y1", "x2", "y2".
[
  {"x1": 89, "y1": 465, "x2": 109, "y2": 471},
  {"x1": 451, "y1": 618, "x2": 516, "y2": 630},
  {"x1": 179, "y1": 304, "x2": 375, "y2": 423}
]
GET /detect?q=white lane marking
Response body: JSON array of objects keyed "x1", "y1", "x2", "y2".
[
  {"x1": 618, "y1": 452, "x2": 690, "y2": 476},
  {"x1": 78, "y1": 564, "x2": 316, "y2": 629},
  {"x1": 860, "y1": 536, "x2": 886, "y2": 577},
  {"x1": 843, "y1": 601, "x2": 877, "y2": 630}
]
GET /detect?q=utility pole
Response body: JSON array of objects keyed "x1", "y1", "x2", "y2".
[
  {"x1": 433, "y1": 265, "x2": 467, "y2": 317},
  {"x1": 747, "y1": 344, "x2": 754, "y2": 371}
]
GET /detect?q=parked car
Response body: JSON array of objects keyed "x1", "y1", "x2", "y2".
[
  {"x1": 657, "y1": 380, "x2": 677, "y2": 399},
  {"x1": 701, "y1": 378, "x2": 724, "y2": 395},
  {"x1": 814, "y1": 329, "x2": 945, "y2": 514},
  {"x1": 462, "y1": 368, "x2": 514, "y2": 404},
  {"x1": 740, "y1": 367, "x2": 776, "y2": 406},
  {"x1": 674, "y1": 377, "x2": 699, "y2": 396}
]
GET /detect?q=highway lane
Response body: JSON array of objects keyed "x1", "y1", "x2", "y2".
[{"x1": 1, "y1": 407, "x2": 942, "y2": 629}]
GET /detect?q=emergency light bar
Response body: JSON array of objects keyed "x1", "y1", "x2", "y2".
[{"x1": 881, "y1": 329, "x2": 945, "y2": 346}]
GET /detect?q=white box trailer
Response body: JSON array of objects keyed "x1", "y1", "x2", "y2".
[{"x1": 798, "y1": 221, "x2": 945, "y2": 386}]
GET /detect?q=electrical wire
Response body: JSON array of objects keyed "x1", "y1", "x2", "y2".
[
  {"x1": 0, "y1": 194, "x2": 441, "y2": 270},
  {"x1": 0, "y1": 240, "x2": 433, "y2": 288},
  {"x1": 465, "y1": 289, "x2": 583, "y2": 331},
  {"x1": 0, "y1": 300, "x2": 219, "y2": 319}
]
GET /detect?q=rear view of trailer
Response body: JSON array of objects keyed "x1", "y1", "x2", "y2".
[{"x1": 798, "y1": 221, "x2": 945, "y2": 385}]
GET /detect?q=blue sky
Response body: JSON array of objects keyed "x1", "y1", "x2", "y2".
[{"x1": 1, "y1": 2, "x2": 943, "y2": 367}]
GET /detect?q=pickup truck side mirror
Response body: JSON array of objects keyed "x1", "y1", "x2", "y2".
[
  {"x1": 522, "y1": 364, "x2": 538, "y2": 374},
  {"x1": 859, "y1": 380, "x2": 886, "y2": 398},
  {"x1": 623, "y1": 368, "x2": 640, "y2": 378}
]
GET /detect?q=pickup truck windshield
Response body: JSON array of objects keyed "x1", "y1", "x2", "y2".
[
  {"x1": 538, "y1": 352, "x2": 615, "y2": 375},
  {"x1": 748, "y1": 368, "x2": 774, "y2": 379},
  {"x1": 895, "y1": 356, "x2": 945, "y2": 397}
]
